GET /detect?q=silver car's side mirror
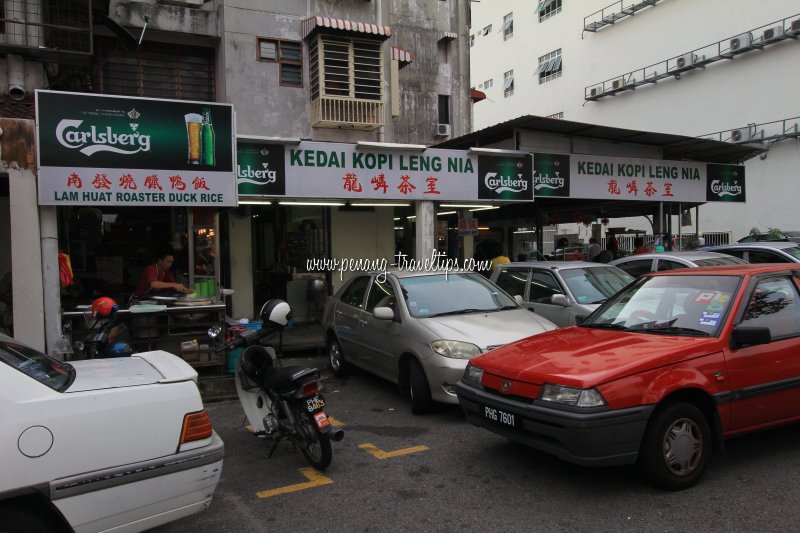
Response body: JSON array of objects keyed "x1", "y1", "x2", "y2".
[
  {"x1": 373, "y1": 307, "x2": 395, "y2": 320},
  {"x1": 514, "y1": 295, "x2": 524, "y2": 305},
  {"x1": 551, "y1": 294, "x2": 570, "y2": 307}
]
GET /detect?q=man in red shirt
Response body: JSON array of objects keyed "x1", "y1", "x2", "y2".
[
  {"x1": 632, "y1": 237, "x2": 650, "y2": 255},
  {"x1": 134, "y1": 249, "x2": 191, "y2": 298}
]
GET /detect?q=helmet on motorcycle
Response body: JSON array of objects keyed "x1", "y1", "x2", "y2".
[
  {"x1": 105, "y1": 341, "x2": 133, "y2": 357},
  {"x1": 91, "y1": 297, "x2": 118, "y2": 318},
  {"x1": 259, "y1": 299, "x2": 292, "y2": 329}
]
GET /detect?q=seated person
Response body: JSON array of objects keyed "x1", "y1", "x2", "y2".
[{"x1": 133, "y1": 248, "x2": 192, "y2": 298}]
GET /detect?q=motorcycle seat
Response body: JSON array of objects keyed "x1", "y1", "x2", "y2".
[{"x1": 261, "y1": 365, "x2": 319, "y2": 391}]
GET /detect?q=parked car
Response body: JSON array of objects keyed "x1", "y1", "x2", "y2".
[
  {"x1": 737, "y1": 231, "x2": 800, "y2": 243},
  {"x1": 610, "y1": 251, "x2": 746, "y2": 278},
  {"x1": 322, "y1": 270, "x2": 556, "y2": 413},
  {"x1": 705, "y1": 241, "x2": 800, "y2": 263},
  {"x1": 457, "y1": 264, "x2": 800, "y2": 489},
  {"x1": 548, "y1": 245, "x2": 589, "y2": 261},
  {"x1": 490, "y1": 261, "x2": 633, "y2": 327},
  {"x1": 0, "y1": 336, "x2": 224, "y2": 532}
]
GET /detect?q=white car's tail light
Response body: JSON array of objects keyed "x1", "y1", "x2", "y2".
[{"x1": 180, "y1": 410, "x2": 213, "y2": 444}]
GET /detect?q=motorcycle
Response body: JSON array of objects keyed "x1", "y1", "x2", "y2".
[
  {"x1": 73, "y1": 296, "x2": 133, "y2": 359},
  {"x1": 208, "y1": 299, "x2": 343, "y2": 470}
]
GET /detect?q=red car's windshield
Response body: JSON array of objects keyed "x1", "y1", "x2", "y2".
[{"x1": 583, "y1": 274, "x2": 742, "y2": 337}]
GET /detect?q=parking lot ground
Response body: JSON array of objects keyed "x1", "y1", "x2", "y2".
[{"x1": 157, "y1": 365, "x2": 800, "y2": 533}]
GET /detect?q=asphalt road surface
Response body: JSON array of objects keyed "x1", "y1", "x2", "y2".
[{"x1": 156, "y1": 362, "x2": 800, "y2": 532}]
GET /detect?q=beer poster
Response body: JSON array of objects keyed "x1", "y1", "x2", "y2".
[{"x1": 36, "y1": 90, "x2": 236, "y2": 206}]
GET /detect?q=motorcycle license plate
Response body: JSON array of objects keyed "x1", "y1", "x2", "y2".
[
  {"x1": 306, "y1": 394, "x2": 326, "y2": 412},
  {"x1": 313, "y1": 411, "x2": 331, "y2": 429}
]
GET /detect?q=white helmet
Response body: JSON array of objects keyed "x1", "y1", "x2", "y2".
[{"x1": 259, "y1": 299, "x2": 292, "y2": 329}]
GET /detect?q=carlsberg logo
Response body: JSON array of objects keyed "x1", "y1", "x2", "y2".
[
  {"x1": 484, "y1": 172, "x2": 528, "y2": 194},
  {"x1": 533, "y1": 173, "x2": 565, "y2": 191},
  {"x1": 56, "y1": 120, "x2": 151, "y2": 156},
  {"x1": 237, "y1": 163, "x2": 277, "y2": 184},
  {"x1": 711, "y1": 180, "x2": 742, "y2": 197}
]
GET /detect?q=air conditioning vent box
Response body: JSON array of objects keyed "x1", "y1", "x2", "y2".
[
  {"x1": 436, "y1": 123, "x2": 451, "y2": 137},
  {"x1": 675, "y1": 53, "x2": 695, "y2": 70},
  {"x1": 763, "y1": 24, "x2": 784, "y2": 42},
  {"x1": 730, "y1": 32, "x2": 753, "y2": 52}
]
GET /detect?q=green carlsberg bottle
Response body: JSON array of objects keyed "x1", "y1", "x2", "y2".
[{"x1": 201, "y1": 107, "x2": 216, "y2": 166}]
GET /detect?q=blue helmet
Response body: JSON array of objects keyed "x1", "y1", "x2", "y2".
[{"x1": 105, "y1": 341, "x2": 133, "y2": 357}]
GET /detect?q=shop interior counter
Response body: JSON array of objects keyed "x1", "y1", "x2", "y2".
[{"x1": 62, "y1": 301, "x2": 227, "y2": 369}]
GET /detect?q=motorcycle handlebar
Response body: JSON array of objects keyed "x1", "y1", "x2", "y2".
[{"x1": 213, "y1": 327, "x2": 276, "y2": 354}]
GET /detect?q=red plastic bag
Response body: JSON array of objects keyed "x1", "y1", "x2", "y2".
[{"x1": 59, "y1": 250, "x2": 74, "y2": 288}]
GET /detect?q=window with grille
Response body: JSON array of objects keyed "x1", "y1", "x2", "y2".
[
  {"x1": 257, "y1": 37, "x2": 302, "y2": 87},
  {"x1": 484, "y1": 78, "x2": 493, "y2": 88},
  {"x1": 438, "y1": 94, "x2": 450, "y2": 125},
  {"x1": 502, "y1": 13, "x2": 514, "y2": 41},
  {"x1": 469, "y1": 34, "x2": 475, "y2": 47},
  {"x1": 93, "y1": 37, "x2": 215, "y2": 101},
  {"x1": 503, "y1": 70, "x2": 514, "y2": 97},
  {"x1": 546, "y1": 111, "x2": 564, "y2": 119},
  {"x1": 538, "y1": 0, "x2": 562, "y2": 23},
  {"x1": 537, "y1": 49, "x2": 562, "y2": 84},
  {"x1": 309, "y1": 35, "x2": 382, "y2": 101},
  {"x1": 482, "y1": 24, "x2": 492, "y2": 36}
]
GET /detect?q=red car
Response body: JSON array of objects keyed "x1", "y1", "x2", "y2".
[{"x1": 456, "y1": 264, "x2": 800, "y2": 490}]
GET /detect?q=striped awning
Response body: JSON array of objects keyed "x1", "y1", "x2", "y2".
[
  {"x1": 391, "y1": 46, "x2": 413, "y2": 69},
  {"x1": 439, "y1": 31, "x2": 458, "y2": 41},
  {"x1": 302, "y1": 16, "x2": 392, "y2": 40}
]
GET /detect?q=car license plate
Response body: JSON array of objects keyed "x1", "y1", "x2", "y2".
[
  {"x1": 483, "y1": 405, "x2": 516, "y2": 429},
  {"x1": 306, "y1": 394, "x2": 326, "y2": 412}
]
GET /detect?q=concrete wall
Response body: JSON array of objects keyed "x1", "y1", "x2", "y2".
[{"x1": 470, "y1": 0, "x2": 800, "y2": 239}]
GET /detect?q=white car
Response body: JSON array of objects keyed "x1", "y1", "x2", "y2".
[{"x1": 0, "y1": 335, "x2": 224, "y2": 533}]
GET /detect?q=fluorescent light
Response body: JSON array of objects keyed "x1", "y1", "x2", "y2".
[
  {"x1": 407, "y1": 215, "x2": 417, "y2": 220},
  {"x1": 470, "y1": 206, "x2": 500, "y2": 212},
  {"x1": 467, "y1": 147, "x2": 529, "y2": 156},
  {"x1": 394, "y1": 217, "x2": 402, "y2": 221},
  {"x1": 437, "y1": 210, "x2": 457, "y2": 215},
  {"x1": 440, "y1": 204, "x2": 494, "y2": 208},
  {"x1": 478, "y1": 227, "x2": 491, "y2": 230},
  {"x1": 356, "y1": 141, "x2": 427, "y2": 151},
  {"x1": 351, "y1": 203, "x2": 411, "y2": 207},
  {"x1": 394, "y1": 226, "x2": 403, "y2": 230},
  {"x1": 279, "y1": 201, "x2": 345, "y2": 206},
  {"x1": 513, "y1": 230, "x2": 536, "y2": 234},
  {"x1": 239, "y1": 199, "x2": 272, "y2": 205},
  {"x1": 236, "y1": 135, "x2": 302, "y2": 145}
]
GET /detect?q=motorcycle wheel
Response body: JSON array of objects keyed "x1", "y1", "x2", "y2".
[{"x1": 296, "y1": 410, "x2": 332, "y2": 470}]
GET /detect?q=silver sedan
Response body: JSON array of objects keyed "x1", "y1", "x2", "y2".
[
  {"x1": 322, "y1": 270, "x2": 555, "y2": 413},
  {"x1": 610, "y1": 251, "x2": 746, "y2": 278}
]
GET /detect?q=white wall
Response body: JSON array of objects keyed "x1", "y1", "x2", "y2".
[
  {"x1": 330, "y1": 207, "x2": 395, "y2": 294},
  {"x1": 470, "y1": 0, "x2": 800, "y2": 239}
]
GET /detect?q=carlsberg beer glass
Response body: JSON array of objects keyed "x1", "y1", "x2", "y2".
[{"x1": 185, "y1": 113, "x2": 203, "y2": 164}]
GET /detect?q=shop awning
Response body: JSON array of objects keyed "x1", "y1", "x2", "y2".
[
  {"x1": 438, "y1": 31, "x2": 458, "y2": 42},
  {"x1": 470, "y1": 88, "x2": 487, "y2": 103},
  {"x1": 302, "y1": 16, "x2": 392, "y2": 41},
  {"x1": 391, "y1": 46, "x2": 413, "y2": 69}
]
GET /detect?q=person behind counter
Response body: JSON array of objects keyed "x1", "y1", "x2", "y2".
[{"x1": 133, "y1": 248, "x2": 192, "y2": 298}]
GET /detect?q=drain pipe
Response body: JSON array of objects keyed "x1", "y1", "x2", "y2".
[{"x1": 7, "y1": 54, "x2": 26, "y2": 101}]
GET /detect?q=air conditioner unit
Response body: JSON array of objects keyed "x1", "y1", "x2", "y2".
[
  {"x1": 612, "y1": 77, "x2": 624, "y2": 90},
  {"x1": 730, "y1": 127, "x2": 763, "y2": 143},
  {"x1": 590, "y1": 87, "x2": 599, "y2": 97},
  {"x1": 675, "y1": 53, "x2": 695, "y2": 70},
  {"x1": 789, "y1": 19, "x2": 800, "y2": 35},
  {"x1": 436, "y1": 123, "x2": 451, "y2": 137},
  {"x1": 763, "y1": 24, "x2": 785, "y2": 42},
  {"x1": 730, "y1": 32, "x2": 753, "y2": 52}
]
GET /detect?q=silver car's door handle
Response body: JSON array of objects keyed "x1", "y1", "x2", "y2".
[{"x1": 358, "y1": 319, "x2": 368, "y2": 326}]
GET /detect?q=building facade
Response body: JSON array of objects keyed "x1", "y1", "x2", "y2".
[
  {"x1": 0, "y1": 0, "x2": 472, "y2": 351},
  {"x1": 470, "y1": 0, "x2": 800, "y2": 240}
]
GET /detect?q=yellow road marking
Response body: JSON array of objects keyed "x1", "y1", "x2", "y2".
[
  {"x1": 256, "y1": 468, "x2": 333, "y2": 499},
  {"x1": 358, "y1": 442, "x2": 429, "y2": 460},
  {"x1": 246, "y1": 424, "x2": 254, "y2": 432},
  {"x1": 328, "y1": 416, "x2": 345, "y2": 427}
]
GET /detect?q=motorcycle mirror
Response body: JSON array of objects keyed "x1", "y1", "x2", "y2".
[
  {"x1": 208, "y1": 324, "x2": 223, "y2": 339},
  {"x1": 73, "y1": 341, "x2": 84, "y2": 352}
]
